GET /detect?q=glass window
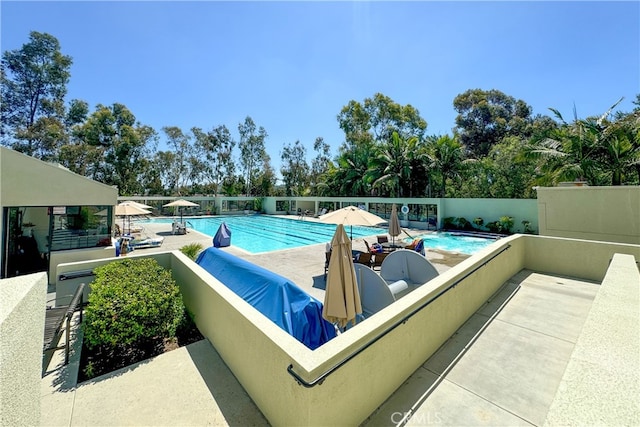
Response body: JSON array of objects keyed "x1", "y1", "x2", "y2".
[{"x1": 50, "y1": 205, "x2": 113, "y2": 251}]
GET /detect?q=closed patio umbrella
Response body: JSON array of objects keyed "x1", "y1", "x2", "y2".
[
  {"x1": 163, "y1": 199, "x2": 199, "y2": 223},
  {"x1": 388, "y1": 204, "x2": 402, "y2": 245},
  {"x1": 318, "y1": 206, "x2": 387, "y2": 239},
  {"x1": 322, "y1": 224, "x2": 362, "y2": 330}
]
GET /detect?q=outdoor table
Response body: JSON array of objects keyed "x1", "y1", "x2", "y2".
[{"x1": 381, "y1": 242, "x2": 407, "y2": 252}]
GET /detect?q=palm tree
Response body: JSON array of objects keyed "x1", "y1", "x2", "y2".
[
  {"x1": 528, "y1": 98, "x2": 638, "y2": 186},
  {"x1": 369, "y1": 131, "x2": 415, "y2": 197},
  {"x1": 429, "y1": 135, "x2": 464, "y2": 197}
]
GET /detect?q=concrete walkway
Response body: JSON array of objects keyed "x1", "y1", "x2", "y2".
[{"x1": 41, "y1": 218, "x2": 607, "y2": 426}]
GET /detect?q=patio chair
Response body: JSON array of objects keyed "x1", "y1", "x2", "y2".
[
  {"x1": 314, "y1": 208, "x2": 327, "y2": 218},
  {"x1": 354, "y1": 252, "x2": 372, "y2": 268},
  {"x1": 324, "y1": 250, "x2": 331, "y2": 278},
  {"x1": 405, "y1": 238, "x2": 422, "y2": 251},
  {"x1": 372, "y1": 252, "x2": 389, "y2": 270},
  {"x1": 377, "y1": 235, "x2": 389, "y2": 244}
]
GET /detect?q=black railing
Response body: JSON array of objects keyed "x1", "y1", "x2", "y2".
[
  {"x1": 58, "y1": 270, "x2": 95, "y2": 281},
  {"x1": 287, "y1": 244, "x2": 512, "y2": 388}
]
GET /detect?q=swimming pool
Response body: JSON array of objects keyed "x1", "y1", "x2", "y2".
[
  {"x1": 143, "y1": 216, "x2": 498, "y2": 255},
  {"x1": 143, "y1": 215, "x2": 384, "y2": 254},
  {"x1": 413, "y1": 232, "x2": 498, "y2": 255}
]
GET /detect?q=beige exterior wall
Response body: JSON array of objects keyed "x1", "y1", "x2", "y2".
[
  {"x1": 537, "y1": 186, "x2": 640, "y2": 244},
  {"x1": 0, "y1": 147, "x2": 118, "y2": 283},
  {"x1": 0, "y1": 272, "x2": 47, "y2": 427},
  {"x1": 0, "y1": 147, "x2": 117, "y2": 207}
]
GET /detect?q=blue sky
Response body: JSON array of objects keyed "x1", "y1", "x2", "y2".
[{"x1": 2, "y1": 1, "x2": 639, "y2": 175}]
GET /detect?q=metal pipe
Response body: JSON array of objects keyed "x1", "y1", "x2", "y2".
[{"x1": 287, "y1": 244, "x2": 512, "y2": 388}]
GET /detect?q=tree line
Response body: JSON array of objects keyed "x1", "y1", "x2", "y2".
[{"x1": 2, "y1": 32, "x2": 639, "y2": 198}]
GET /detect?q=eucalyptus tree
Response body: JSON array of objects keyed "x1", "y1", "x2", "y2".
[
  {"x1": 76, "y1": 103, "x2": 156, "y2": 195},
  {"x1": 338, "y1": 93, "x2": 427, "y2": 146},
  {"x1": 1, "y1": 31, "x2": 72, "y2": 159},
  {"x1": 280, "y1": 140, "x2": 310, "y2": 196},
  {"x1": 162, "y1": 126, "x2": 195, "y2": 195},
  {"x1": 453, "y1": 89, "x2": 533, "y2": 158},
  {"x1": 255, "y1": 155, "x2": 278, "y2": 198},
  {"x1": 191, "y1": 125, "x2": 235, "y2": 195},
  {"x1": 310, "y1": 137, "x2": 332, "y2": 196},
  {"x1": 238, "y1": 116, "x2": 268, "y2": 196}
]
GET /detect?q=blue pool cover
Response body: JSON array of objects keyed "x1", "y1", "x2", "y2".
[{"x1": 195, "y1": 247, "x2": 336, "y2": 349}]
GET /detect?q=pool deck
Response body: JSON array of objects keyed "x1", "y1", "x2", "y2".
[{"x1": 41, "y1": 217, "x2": 621, "y2": 426}]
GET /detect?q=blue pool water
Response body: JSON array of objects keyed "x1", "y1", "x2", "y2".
[
  {"x1": 143, "y1": 215, "x2": 384, "y2": 254},
  {"x1": 413, "y1": 232, "x2": 498, "y2": 255},
  {"x1": 142, "y1": 215, "x2": 498, "y2": 255}
]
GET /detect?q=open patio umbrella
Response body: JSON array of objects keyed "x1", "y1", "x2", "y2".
[
  {"x1": 115, "y1": 203, "x2": 151, "y2": 233},
  {"x1": 163, "y1": 199, "x2": 199, "y2": 223},
  {"x1": 388, "y1": 204, "x2": 402, "y2": 245},
  {"x1": 318, "y1": 206, "x2": 387, "y2": 239},
  {"x1": 119, "y1": 200, "x2": 154, "y2": 210},
  {"x1": 322, "y1": 224, "x2": 362, "y2": 330}
]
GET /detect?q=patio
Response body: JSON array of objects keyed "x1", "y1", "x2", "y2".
[{"x1": 40, "y1": 222, "x2": 639, "y2": 426}]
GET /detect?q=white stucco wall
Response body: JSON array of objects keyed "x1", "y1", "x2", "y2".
[{"x1": 0, "y1": 272, "x2": 47, "y2": 427}]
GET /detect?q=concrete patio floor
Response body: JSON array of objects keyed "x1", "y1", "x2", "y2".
[{"x1": 41, "y1": 219, "x2": 606, "y2": 426}]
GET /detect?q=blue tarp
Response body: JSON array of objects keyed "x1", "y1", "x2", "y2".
[
  {"x1": 213, "y1": 222, "x2": 231, "y2": 247},
  {"x1": 195, "y1": 247, "x2": 336, "y2": 349}
]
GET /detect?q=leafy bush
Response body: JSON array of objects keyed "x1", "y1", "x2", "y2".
[
  {"x1": 485, "y1": 221, "x2": 500, "y2": 233},
  {"x1": 84, "y1": 258, "x2": 185, "y2": 348},
  {"x1": 498, "y1": 216, "x2": 514, "y2": 234},
  {"x1": 522, "y1": 220, "x2": 534, "y2": 234},
  {"x1": 473, "y1": 217, "x2": 484, "y2": 229},
  {"x1": 180, "y1": 242, "x2": 204, "y2": 260},
  {"x1": 443, "y1": 217, "x2": 457, "y2": 230}
]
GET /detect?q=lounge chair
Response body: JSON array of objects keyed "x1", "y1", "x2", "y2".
[
  {"x1": 353, "y1": 263, "x2": 409, "y2": 317},
  {"x1": 128, "y1": 235, "x2": 164, "y2": 249},
  {"x1": 172, "y1": 221, "x2": 186, "y2": 235},
  {"x1": 379, "y1": 249, "x2": 439, "y2": 286},
  {"x1": 314, "y1": 208, "x2": 327, "y2": 218}
]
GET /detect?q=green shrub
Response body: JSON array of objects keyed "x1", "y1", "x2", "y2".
[
  {"x1": 84, "y1": 258, "x2": 185, "y2": 348},
  {"x1": 180, "y1": 242, "x2": 204, "y2": 260},
  {"x1": 498, "y1": 216, "x2": 514, "y2": 234},
  {"x1": 443, "y1": 217, "x2": 457, "y2": 230},
  {"x1": 485, "y1": 221, "x2": 500, "y2": 233},
  {"x1": 473, "y1": 217, "x2": 484, "y2": 229}
]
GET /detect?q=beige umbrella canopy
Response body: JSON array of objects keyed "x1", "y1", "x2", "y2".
[
  {"x1": 115, "y1": 203, "x2": 151, "y2": 232},
  {"x1": 388, "y1": 204, "x2": 402, "y2": 245},
  {"x1": 119, "y1": 200, "x2": 153, "y2": 210},
  {"x1": 318, "y1": 206, "x2": 387, "y2": 239},
  {"x1": 163, "y1": 199, "x2": 199, "y2": 223},
  {"x1": 322, "y1": 224, "x2": 362, "y2": 330}
]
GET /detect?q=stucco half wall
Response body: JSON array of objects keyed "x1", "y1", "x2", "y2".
[
  {"x1": 55, "y1": 235, "x2": 639, "y2": 426},
  {"x1": 0, "y1": 272, "x2": 47, "y2": 427}
]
